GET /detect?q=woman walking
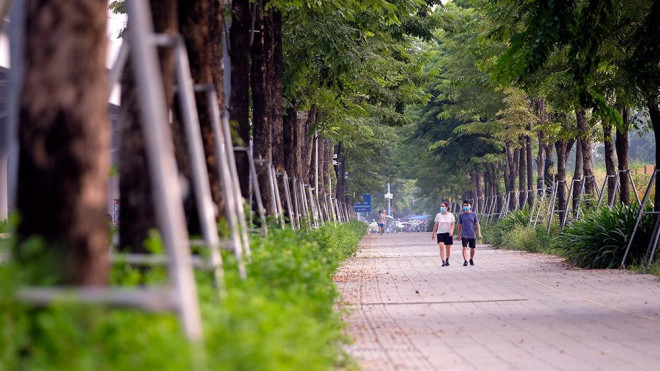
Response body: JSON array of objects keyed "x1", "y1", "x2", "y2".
[{"x1": 431, "y1": 202, "x2": 455, "y2": 267}]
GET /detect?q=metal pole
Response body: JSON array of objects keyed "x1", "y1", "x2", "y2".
[
  {"x1": 621, "y1": 170, "x2": 656, "y2": 268},
  {"x1": 387, "y1": 183, "x2": 391, "y2": 217},
  {"x1": 128, "y1": 0, "x2": 202, "y2": 342},
  {"x1": 248, "y1": 142, "x2": 267, "y2": 234},
  {"x1": 7, "y1": 0, "x2": 26, "y2": 214},
  {"x1": 547, "y1": 181, "x2": 559, "y2": 234},
  {"x1": 314, "y1": 132, "x2": 319, "y2": 198},
  {"x1": 198, "y1": 84, "x2": 245, "y2": 279}
]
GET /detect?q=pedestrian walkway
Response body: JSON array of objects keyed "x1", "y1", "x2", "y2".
[{"x1": 335, "y1": 233, "x2": 660, "y2": 370}]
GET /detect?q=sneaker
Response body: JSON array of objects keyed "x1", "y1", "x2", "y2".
[
  {"x1": 445, "y1": 260, "x2": 450, "y2": 266},
  {"x1": 441, "y1": 261, "x2": 446, "y2": 267},
  {"x1": 469, "y1": 259, "x2": 474, "y2": 266},
  {"x1": 463, "y1": 260, "x2": 468, "y2": 266}
]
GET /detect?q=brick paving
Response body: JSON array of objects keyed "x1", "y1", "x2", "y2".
[{"x1": 335, "y1": 232, "x2": 660, "y2": 371}]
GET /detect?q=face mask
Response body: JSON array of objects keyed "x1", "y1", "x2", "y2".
[
  {"x1": 440, "y1": 207, "x2": 447, "y2": 212},
  {"x1": 463, "y1": 206, "x2": 471, "y2": 212}
]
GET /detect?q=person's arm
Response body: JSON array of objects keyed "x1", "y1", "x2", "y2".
[
  {"x1": 476, "y1": 221, "x2": 483, "y2": 239},
  {"x1": 456, "y1": 215, "x2": 462, "y2": 240},
  {"x1": 431, "y1": 221, "x2": 438, "y2": 240},
  {"x1": 450, "y1": 222, "x2": 455, "y2": 236}
]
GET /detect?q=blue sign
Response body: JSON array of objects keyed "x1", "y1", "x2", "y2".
[
  {"x1": 354, "y1": 202, "x2": 371, "y2": 213},
  {"x1": 353, "y1": 194, "x2": 372, "y2": 213}
]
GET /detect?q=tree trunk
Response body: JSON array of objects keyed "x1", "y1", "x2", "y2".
[
  {"x1": 283, "y1": 103, "x2": 297, "y2": 177},
  {"x1": 616, "y1": 107, "x2": 631, "y2": 204},
  {"x1": 537, "y1": 132, "x2": 545, "y2": 189},
  {"x1": 573, "y1": 137, "x2": 583, "y2": 211},
  {"x1": 483, "y1": 169, "x2": 491, "y2": 199},
  {"x1": 229, "y1": 0, "x2": 251, "y2": 197},
  {"x1": 302, "y1": 108, "x2": 316, "y2": 184},
  {"x1": 180, "y1": 0, "x2": 225, "y2": 215},
  {"x1": 649, "y1": 97, "x2": 660, "y2": 211},
  {"x1": 543, "y1": 143, "x2": 553, "y2": 187},
  {"x1": 119, "y1": 0, "x2": 177, "y2": 253},
  {"x1": 325, "y1": 139, "x2": 334, "y2": 201},
  {"x1": 494, "y1": 164, "x2": 503, "y2": 213},
  {"x1": 526, "y1": 132, "x2": 533, "y2": 191},
  {"x1": 603, "y1": 119, "x2": 617, "y2": 204},
  {"x1": 555, "y1": 140, "x2": 569, "y2": 224},
  {"x1": 317, "y1": 137, "x2": 326, "y2": 197},
  {"x1": 250, "y1": 0, "x2": 273, "y2": 213},
  {"x1": 335, "y1": 142, "x2": 345, "y2": 201},
  {"x1": 518, "y1": 136, "x2": 526, "y2": 208},
  {"x1": 268, "y1": 10, "x2": 284, "y2": 172},
  {"x1": 209, "y1": 1, "x2": 226, "y2": 110},
  {"x1": 16, "y1": 0, "x2": 109, "y2": 285},
  {"x1": 576, "y1": 109, "x2": 595, "y2": 197}
]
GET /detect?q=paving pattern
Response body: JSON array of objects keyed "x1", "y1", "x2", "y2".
[{"x1": 335, "y1": 232, "x2": 660, "y2": 371}]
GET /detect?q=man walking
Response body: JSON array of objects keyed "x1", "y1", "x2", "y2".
[
  {"x1": 378, "y1": 208, "x2": 386, "y2": 235},
  {"x1": 457, "y1": 200, "x2": 483, "y2": 266},
  {"x1": 431, "y1": 202, "x2": 455, "y2": 267}
]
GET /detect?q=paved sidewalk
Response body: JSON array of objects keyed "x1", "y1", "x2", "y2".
[{"x1": 335, "y1": 233, "x2": 660, "y2": 371}]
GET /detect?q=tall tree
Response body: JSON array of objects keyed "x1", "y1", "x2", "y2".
[
  {"x1": 17, "y1": 0, "x2": 109, "y2": 285},
  {"x1": 251, "y1": 0, "x2": 273, "y2": 212},
  {"x1": 616, "y1": 108, "x2": 631, "y2": 204},
  {"x1": 229, "y1": 0, "x2": 251, "y2": 197},
  {"x1": 118, "y1": 0, "x2": 177, "y2": 252}
]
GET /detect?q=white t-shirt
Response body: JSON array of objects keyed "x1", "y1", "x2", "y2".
[{"x1": 434, "y1": 212, "x2": 455, "y2": 234}]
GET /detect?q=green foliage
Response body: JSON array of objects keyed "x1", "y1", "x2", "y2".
[
  {"x1": 556, "y1": 204, "x2": 654, "y2": 269},
  {"x1": 0, "y1": 222, "x2": 366, "y2": 370},
  {"x1": 485, "y1": 210, "x2": 555, "y2": 254}
]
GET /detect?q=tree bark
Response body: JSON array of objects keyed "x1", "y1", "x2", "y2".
[
  {"x1": 209, "y1": 1, "x2": 226, "y2": 110},
  {"x1": 17, "y1": 0, "x2": 109, "y2": 285},
  {"x1": 302, "y1": 108, "x2": 316, "y2": 184},
  {"x1": 576, "y1": 109, "x2": 595, "y2": 197},
  {"x1": 518, "y1": 136, "x2": 526, "y2": 208},
  {"x1": 325, "y1": 139, "x2": 334, "y2": 200},
  {"x1": 537, "y1": 132, "x2": 545, "y2": 189},
  {"x1": 335, "y1": 142, "x2": 345, "y2": 201},
  {"x1": 229, "y1": 0, "x2": 251, "y2": 197},
  {"x1": 526, "y1": 132, "x2": 533, "y2": 191},
  {"x1": 573, "y1": 137, "x2": 583, "y2": 211},
  {"x1": 603, "y1": 118, "x2": 617, "y2": 204},
  {"x1": 119, "y1": 0, "x2": 177, "y2": 253},
  {"x1": 649, "y1": 97, "x2": 660, "y2": 211},
  {"x1": 283, "y1": 103, "x2": 298, "y2": 177},
  {"x1": 268, "y1": 10, "x2": 284, "y2": 172},
  {"x1": 555, "y1": 140, "x2": 569, "y2": 224},
  {"x1": 250, "y1": 0, "x2": 273, "y2": 213},
  {"x1": 616, "y1": 107, "x2": 631, "y2": 204},
  {"x1": 179, "y1": 0, "x2": 224, "y2": 216},
  {"x1": 543, "y1": 143, "x2": 554, "y2": 187},
  {"x1": 483, "y1": 169, "x2": 491, "y2": 199}
]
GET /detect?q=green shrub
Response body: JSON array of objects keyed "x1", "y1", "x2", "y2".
[
  {"x1": 484, "y1": 209, "x2": 556, "y2": 254},
  {"x1": 0, "y1": 221, "x2": 366, "y2": 371},
  {"x1": 556, "y1": 204, "x2": 654, "y2": 269},
  {"x1": 485, "y1": 209, "x2": 530, "y2": 247}
]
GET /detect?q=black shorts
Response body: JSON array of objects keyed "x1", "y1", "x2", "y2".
[
  {"x1": 461, "y1": 238, "x2": 476, "y2": 248},
  {"x1": 436, "y1": 233, "x2": 453, "y2": 245}
]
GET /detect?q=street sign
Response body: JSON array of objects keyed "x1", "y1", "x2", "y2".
[
  {"x1": 354, "y1": 202, "x2": 371, "y2": 213},
  {"x1": 384, "y1": 193, "x2": 393, "y2": 199},
  {"x1": 354, "y1": 194, "x2": 372, "y2": 213}
]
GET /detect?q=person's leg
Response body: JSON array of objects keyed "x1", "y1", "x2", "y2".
[
  {"x1": 446, "y1": 244, "x2": 451, "y2": 260},
  {"x1": 439, "y1": 242, "x2": 446, "y2": 266},
  {"x1": 469, "y1": 239, "x2": 476, "y2": 265}
]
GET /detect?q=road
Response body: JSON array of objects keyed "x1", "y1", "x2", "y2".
[{"x1": 335, "y1": 232, "x2": 660, "y2": 370}]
